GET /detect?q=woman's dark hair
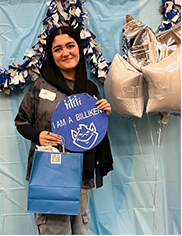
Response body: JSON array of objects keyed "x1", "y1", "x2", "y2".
[{"x1": 41, "y1": 26, "x2": 88, "y2": 95}]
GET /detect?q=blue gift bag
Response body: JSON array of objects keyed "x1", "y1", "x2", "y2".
[{"x1": 27, "y1": 150, "x2": 83, "y2": 215}]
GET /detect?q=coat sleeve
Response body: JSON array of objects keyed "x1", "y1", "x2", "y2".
[{"x1": 14, "y1": 81, "x2": 41, "y2": 144}]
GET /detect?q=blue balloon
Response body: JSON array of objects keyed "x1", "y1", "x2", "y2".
[{"x1": 51, "y1": 94, "x2": 108, "y2": 152}]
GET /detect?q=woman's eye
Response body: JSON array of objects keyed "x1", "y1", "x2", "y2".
[
  {"x1": 68, "y1": 44, "x2": 74, "y2": 49},
  {"x1": 54, "y1": 48, "x2": 61, "y2": 52}
]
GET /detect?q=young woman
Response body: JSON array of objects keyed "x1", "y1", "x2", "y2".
[{"x1": 15, "y1": 26, "x2": 113, "y2": 235}]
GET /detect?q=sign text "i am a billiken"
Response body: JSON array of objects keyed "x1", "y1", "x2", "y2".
[{"x1": 52, "y1": 95, "x2": 104, "y2": 129}]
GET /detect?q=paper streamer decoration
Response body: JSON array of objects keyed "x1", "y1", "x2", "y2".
[
  {"x1": 1, "y1": 0, "x2": 180, "y2": 95},
  {"x1": 51, "y1": 93, "x2": 108, "y2": 152},
  {"x1": 157, "y1": 0, "x2": 181, "y2": 32},
  {"x1": 142, "y1": 45, "x2": 181, "y2": 116},
  {"x1": 0, "y1": 0, "x2": 110, "y2": 94},
  {"x1": 104, "y1": 53, "x2": 144, "y2": 118}
]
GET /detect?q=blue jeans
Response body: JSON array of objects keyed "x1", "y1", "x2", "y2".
[{"x1": 34, "y1": 188, "x2": 91, "y2": 235}]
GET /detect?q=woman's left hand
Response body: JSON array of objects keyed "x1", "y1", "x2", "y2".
[{"x1": 95, "y1": 97, "x2": 111, "y2": 116}]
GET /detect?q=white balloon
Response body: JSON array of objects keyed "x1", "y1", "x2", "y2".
[
  {"x1": 142, "y1": 45, "x2": 181, "y2": 115},
  {"x1": 104, "y1": 53, "x2": 145, "y2": 118}
]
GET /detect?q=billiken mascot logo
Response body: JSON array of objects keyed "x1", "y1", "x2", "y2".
[{"x1": 71, "y1": 122, "x2": 98, "y2": 150}]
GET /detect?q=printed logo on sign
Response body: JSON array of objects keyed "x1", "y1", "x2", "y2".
[
  {"x1": 71, "y1": 122, "x2": 98, "y2": 150},
  {"x1": 64, "y1": 95, "x2": 82, "y2": 109},
  {"x1": 51, "y1": 154, "x2": 61, "y2": 164}
]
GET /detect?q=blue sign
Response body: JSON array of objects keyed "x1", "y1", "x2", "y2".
[{"x1": 51, "y1": 94, "x2": 108, "y2": 152}]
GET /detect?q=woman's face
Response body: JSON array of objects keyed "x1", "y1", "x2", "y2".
[{"x1": 51, "y1": 33, "x2": 80, "y2": 76}]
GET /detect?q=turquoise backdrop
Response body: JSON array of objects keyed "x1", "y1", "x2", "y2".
[{"x1": 0, "y1": 0, "x2": 180, "y2": 234}]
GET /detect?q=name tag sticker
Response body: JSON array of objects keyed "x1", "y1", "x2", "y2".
[
  {"x1": 39, "y1": 89, "x2": 56, "y2": 101},
  {"x1": 51, "y1": 154, "x2": 61, "y2": 164},
  {"x1": 51, "y1": 93, "x2": 108, "y2": 152}
]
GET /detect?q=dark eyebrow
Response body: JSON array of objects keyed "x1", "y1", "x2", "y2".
[{"x1": 52, "y1": 41, "x2": 76, "y2": 50}]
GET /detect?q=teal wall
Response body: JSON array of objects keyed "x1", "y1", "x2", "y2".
[{"x1": 0, "y1": 0, "x2": 180, "y2": 234}]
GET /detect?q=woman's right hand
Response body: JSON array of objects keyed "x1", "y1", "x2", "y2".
[{"x1": 39, "y1": 131, "x2": 61, "y2": 146}]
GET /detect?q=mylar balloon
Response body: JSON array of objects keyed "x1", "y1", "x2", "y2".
[
  {"x1": 104, "y1": 53, "x2": 144, "y2": 118},
  {"x1": 122, "y1": 13, "x2": 144, "y2": 37},
  {"x1": 156, "y1": 23, "x2": 181, "y2": 58},
  {"x1": 127, "y1": 26, "x2": 159, "y2": 71},
  {"x1": 122, "y1": 13, "x2": 144, "y2": 62},
  {"x1": 142, "y1": 45, "x2": 181, "y2": 115},
  {"x1": 122, "y1": 14, "x2": 159, "y2": 71}
]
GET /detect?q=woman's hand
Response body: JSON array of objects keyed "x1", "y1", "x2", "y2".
[
  {"x1": 94, "y1": 96, "x2": 111, "y2": 116},
  {"x1": 39, "y1": 131, "x2": 61, "y2": 146}
]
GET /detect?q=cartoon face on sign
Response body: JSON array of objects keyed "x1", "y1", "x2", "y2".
[{"x1": 71, "y1": 122, "x2": 98, "y2": 150}]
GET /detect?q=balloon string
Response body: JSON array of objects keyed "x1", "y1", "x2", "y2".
[
  {"x1": 157, "y1": 128, "x2": 161, "y2": 148},
  {"x1": 147, "y1": 114, "x2": 157, "y2": 161},
  {"x1": 131, "y1": 118, "x2": 154, "y2": 198},
  {"x1": 146, "y1": 114, "x2": 157, "y2": 234},
  {"x1": 131, "y1": 116, "x2": 168, "y2": 235},
  {"x1": 153, "y1": 163, "x2": 158, "y2": 235},
  {"x1": 147, "y1": 114, "x2": 168, "y2": 235},
  {"x1": 158, "y1": 123, "x2": 167, "y2": 159},
  {"x1": 147, "y1": 114, "x2": 158, "y2": 235},
  {"x1": 153, "y1": 124, "x2": 167, "y2": 235}
]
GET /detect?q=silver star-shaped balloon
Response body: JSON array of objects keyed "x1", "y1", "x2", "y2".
[{"x1": 142, "y1": 45, "x2": 181, "y2": 116}]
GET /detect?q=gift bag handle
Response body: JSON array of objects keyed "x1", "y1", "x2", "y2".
[
  {"x1": 47, "y1": 135, "x2": 65, "y2": 153},
  {"x1": 59, "y1": 135, "x2": 65, "y2": 153}
]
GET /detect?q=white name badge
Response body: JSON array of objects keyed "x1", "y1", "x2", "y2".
[{"x1": 39, "y1": 89, "x2": 56, "y2": 101}]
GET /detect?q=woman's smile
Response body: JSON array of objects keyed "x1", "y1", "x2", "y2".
[{"x1": 63, "y1": 58, "x2": 72, "y2": 62}]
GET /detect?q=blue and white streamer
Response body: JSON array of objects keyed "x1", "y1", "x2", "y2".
[
  {"x1": 0, "y1": 0, "x2": 110, "y2": 94},
  {"x1": 1, "y1": 0, "x2": 180, "y2": 94},
  {"x1": 157, "y1": 0, "x2": 181, "y2": 32}
]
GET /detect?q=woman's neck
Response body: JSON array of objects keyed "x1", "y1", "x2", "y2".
[{"x1": 61, "y1": 69, "x2": 76, "y2": 81}]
